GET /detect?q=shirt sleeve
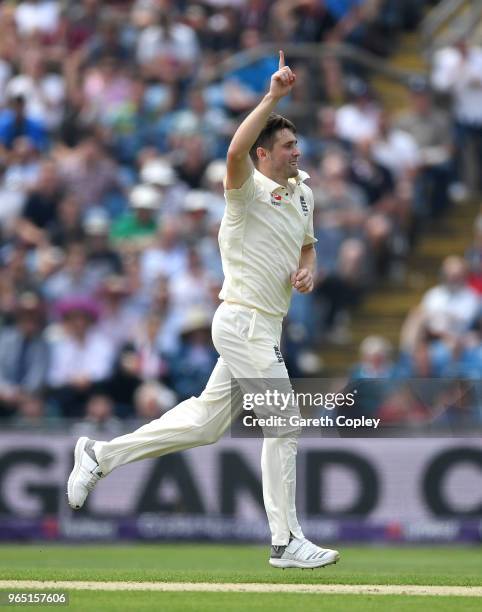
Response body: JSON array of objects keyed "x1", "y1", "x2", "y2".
[
  {"x1": 223, "y1": 172, "x2": 256, "y2": 215},
  {"x1": 303, "y1": 188, "x2": 318, "y2": 246}
]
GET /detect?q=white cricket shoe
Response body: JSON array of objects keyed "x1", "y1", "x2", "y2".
[
  {"x1": 269, "y1": 537, "x2": 340, "y2": 569},
  {"x1": 67, "y1": 437, "x2": 103, "y2": 509}
]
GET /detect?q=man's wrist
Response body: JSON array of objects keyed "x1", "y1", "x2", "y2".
[{"x1": 264, "y1": 92, "x2": 282, "y2": 105}]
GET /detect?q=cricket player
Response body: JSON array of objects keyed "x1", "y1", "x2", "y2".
[{"x1": 68, "y1": 51, "x2": 340, "y2": 569}]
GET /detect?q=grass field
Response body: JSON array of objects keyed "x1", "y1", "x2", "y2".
[{"x1": 1, "y1": 544, "x2": 481, "y2": 611}]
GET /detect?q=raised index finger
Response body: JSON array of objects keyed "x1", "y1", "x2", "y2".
[{"x1": 279, "y1": 50, "x2": 285, "y2": 69}]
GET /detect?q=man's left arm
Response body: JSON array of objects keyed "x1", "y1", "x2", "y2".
[{"x1": 291, "y1": 244, "x2": 316, "y2": 293}]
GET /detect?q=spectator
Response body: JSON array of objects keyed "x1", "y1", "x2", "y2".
[
  {"x1": 305, "y1": 105, "x2": 351, "y2": 163},
  {"x1": 11, "y1": 394, "x2": 49, "y2": 430},
  {"x1": 4, "y1": 136, "x2": 41, "y2": 194},
  {"x1": 351, "y1": 335, "x2": 400, "y2": 379},
  {"x1": 0, "y1": 291, "x2": 49, "y2": 419},
  {"x1": 168, "y1": 247, "x2": 217, "y2": 334},
  {"x1": 420, "y1": 256, "x2": 480, "y2": 337},
  {"x1": 96, "y1": 274, "x2": 140, "y2": 351},
  {"x1": 57, "y1": 134, "x2": 124, "y2": 209},
  {"x1": 83, "y1": 209, "x2": 123, "y2": 283},
  {"x1": 431, "y1": 40, "x2": 482, "y2": 195},
  {"x1": 16, "y1": 159, "x2": 63, "y2": 248},
  {"x1": 42, "y1": 241, "x2": 98, "y2": 302},
  {"x1": 47, "y1": 193, "x2": 85, "y2": 247},
  {"x1": 168, "y1": 308, "x2": 218, "y2": 401},
  {"x1": 136, "y1": 7, "x2": 200, "y2": 80},
  {"x1": 371, "y1": 110, "x2": 420, "y2": 179},
  {"x1": 315, "y1": 238, "x2": 367, "y2": 338},
  {"x1": 6, "y1": 50, "x2": 65, "y2": 130},
  {"x1": 395, "y1": 77, "x2": 452, "y2": 217},
  {"x1": 335, "y1": 78, "x2": 381, "y2": 144},
  {"x1": 140, "y1": 217, "x2": 187, "y2": 286},
  {"x1": 71, "y1": 394, "x2": 123, "y2": 437},
  {"x1": 81, "y1": 55, "x2": 134, "y2": 128},
  {"x1": 110, "y1": 183, "x2": 160, "y2": 249},
  {"x1": 0, "y1": 94, "x2": 48, "y2": 151},
  {"x1": 47, "y1": 296, "x2": 115, "y2": 416},
  {"x1": 133, "y1": 380, "x2": 176, "y2": 424},
  {"x1": 140, "y1": 156, "x2": 188, "y2": 216},
  {"x1": 15, "y1": 0, "x2": 60, "y2": 37},
  {"x1": 400, "y1": 256, "x2": 481, "y2": 380}
]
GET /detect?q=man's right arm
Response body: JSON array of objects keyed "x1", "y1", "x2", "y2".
[{"x1": 225, "y1": 50, "x2": 295, "y2": 190}]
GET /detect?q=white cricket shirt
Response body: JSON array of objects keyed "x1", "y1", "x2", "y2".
[{"x1": 219, "y1": 168, "x2": 317, "y2": 317}]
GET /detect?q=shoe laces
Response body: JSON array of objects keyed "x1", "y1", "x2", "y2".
[{"x1": 86, "y1": 467, "x2": 102, "y2": 492}]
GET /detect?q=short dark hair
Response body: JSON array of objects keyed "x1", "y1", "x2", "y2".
[{"x1": 249, "y1": 113, "x2": 296, "y2": 165}]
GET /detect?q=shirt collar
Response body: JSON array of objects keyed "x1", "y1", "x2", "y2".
[{"x1": 254, "y1": 168, "x2": 310, "y2": 192}]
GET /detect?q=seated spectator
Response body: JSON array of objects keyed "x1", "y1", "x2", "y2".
[
  {"x1": 16, "y1": 160, "x2": 63, "y2": 247},
  {"x1": 83, "y1": 209, "x2": 123, "y2": 283},
  {"x1": 133, "y1": 380, "x2": 176, "y2": 424},
  {"x1": 11, "y1": 394, "x2": 53, "y2": 430},
  {"x1": 305, "y1": 106, "x2": 351, "y2": 163},
  {"x1": 136, "y1": 7, "x2": 200, "y2": 80},
  {"x1": 181, "y1": 190, "x2": 212, "y2": 243},
  {"x1": 0, "y1": 291, "x2": 49, "y2": 419},
  {"x1": 172, "y1": 133, "x2": 210, "y2": 189},
  {"x1": 335, "y1": 78, "x2": 381, "y2": 144},
  {"x1": 111, "y1": 81, "x2": 175, "y2": 163},
  {"x1": 168, "y1": 247, "x2": 218, "y2": 335},
  {"x1": 63, "y1": 0, "x2": 102, "y2": 53},
  {"x1": 107, "y1": 308, "x2": 171, "y2": 414},
  {"x1": 315, "y1": 238, "x2": 367, "y2": 338},
  {"x1": 371, "y1": 110, "x2": 420, "y2": 179},
  {"x1": 168, "y1": 308, "x2": 218, "y2": 401},
  {"x1": 140, "y1": 217, "x2": 187, "y2": 286},
  {"x1": 0, "y1": 244, "x2": 38, "y2": 322},
  {"x1": 42, "y1": 241, "x2": 99, "y2": 302},
  {"x1": 400, "y1": 257, "x2": 481, "y2": 378},
  {"x1": 351, "y1": 335, "x2": 401, "y2": 379},
  {"x1": 420, "y1": 256, "x2": 480, "y2": 337},
  {"x1": 344, "y1": 334, "x2": 406, "y2": 419},
  {"x1": 5, "y1": 50, "x2": 65, "y2": 131},
  {"x1": 139, "y1": 155, "x2": 188, "y2": 216},
  {"x1": 314, "y1": 151, "x2": 368, "y2": 245},
  {"x1": 71, "y1": 394, "x2": 123, "y2": 437},
  {"x1": 96, "y1": 274, "x2": 140, "y2": 351},
  {"x1": 349, "y1": 138, "x2": 395, "y2": 212},
  {"x1": 4, "y1": 136, "x2": 41, "y2": 193},
  {"x1": 15, "y1": 0, "x2": 60, "y2": 37},
  {"x1": 0, "y1": 94, "x2": 48, "y2": 151},
  {"x1": 0, "y1": 137, "x2": 42, "y2": 235},
  {"x1": 47, "y1": 296, "x2": 115, "y2": 417},
  {"x1": 110, "y1": 183, "x2": 160, "y2": 249},
  {"x1": 161, "y1": 87, "x2": 233, "y2": 159},
  {"x1": 81, "y1": 55, "x2": 134, "y2": 128},
  {"x1": 47, "y1": 193, "x2": 85, "y2": 247},
  {"x1": 84, "y1": 12, "x2": 131, "y2": 64},
  {"x1": 57, "y1": 134, "x2": 124, "y2": 209}
]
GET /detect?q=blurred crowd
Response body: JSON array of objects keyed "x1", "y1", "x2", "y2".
[{"x1": 0, "y1": 0, "x2": 479, "y2": 431}]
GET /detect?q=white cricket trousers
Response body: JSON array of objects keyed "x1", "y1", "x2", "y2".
[{"x1": 94, "y1": 301, "x2": 304, "y2": 545}]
